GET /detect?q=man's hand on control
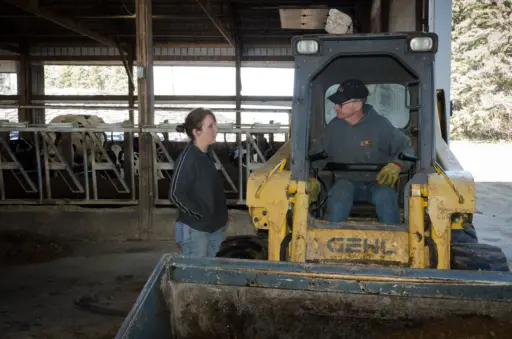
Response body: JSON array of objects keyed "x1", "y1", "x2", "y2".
[{"x1": 376, "y1": 162, "x2": 401, "y2": 186}]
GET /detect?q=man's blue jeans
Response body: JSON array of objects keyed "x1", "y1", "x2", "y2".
[
  {"x1": 175, "y1": 221, "x2": 225, "y2": 257},
  {"x1": 326, "y1": 179, "x2": 401, "y2": 224}
]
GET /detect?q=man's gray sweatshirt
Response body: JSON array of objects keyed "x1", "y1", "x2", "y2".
[{"x1": 310, "y1": 104, "x2": 414, "y2": 182}]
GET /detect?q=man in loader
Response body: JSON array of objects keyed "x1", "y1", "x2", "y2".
[{"x1": 310, "y1": 78, "x2": 414, "y2": 224}]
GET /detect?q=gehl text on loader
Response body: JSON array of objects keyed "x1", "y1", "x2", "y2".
[{"x1": 116, "y1": 32, "x2": 512, "y2": 339}]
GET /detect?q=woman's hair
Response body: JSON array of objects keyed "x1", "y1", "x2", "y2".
[{"x1": 176, "y1": 107, "x2": 216, "y2": 140}]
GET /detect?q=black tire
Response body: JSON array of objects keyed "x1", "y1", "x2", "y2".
[
  {"x1": 451, "y1": 222, "x2": 478, "y2": 244},
  {"x1": 216, "y1": 235, "x2": 268, "y2": 260},
  {"x1": 451, "y1": 243, "x2": 510, "y2": 272}
]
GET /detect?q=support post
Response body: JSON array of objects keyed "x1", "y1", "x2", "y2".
[
  {"x1": 125, "y1": 46, "x2": 136, "y2": 199},
  {"x1": 17, "y1": 45, "x2": 30, "y2": 124},
  {"x1": 17, "y1": 44, "x2": 33, "y2": 142},
  {"x1": 127, "y1": 46, "x2": 136, "y2": 124},
  {"x1": 381, "y1": 0, "x2": 390, "y2": 32},
  {"x1": 136, "y1": 0, "x2": 155, "y2": 240},
  {"x1": 31, "y1": 62, "x2": 45, "y2": 124},
  {"x1": 355, "y1": 0, "x2": 373, "y2": 33},
  {"x1": 235, "y1": 41, "x2": 243, "y2": 203},
  {"x1": 429, "y1": 0, "x2": 452, "y2": 143}
]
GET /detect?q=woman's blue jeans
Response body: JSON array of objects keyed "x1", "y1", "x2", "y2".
[
  {"x1": 326, "y1": 179, "x2": 401, "y2": 224},
  {"x1": 175, "y1": 221, "x2": 225, "y2": 257}
]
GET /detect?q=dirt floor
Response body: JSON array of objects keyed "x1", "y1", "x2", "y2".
[
  {"x1": 2, "y1": 235, "x2": 511, "y2": 339},
  {"x1": 0, "y1": 237, "x2": 175, "y2": 338}
]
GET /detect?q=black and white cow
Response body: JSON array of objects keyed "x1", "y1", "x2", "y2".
[
  {"x1": 47, "y1": 114, "x2": 107, "y2": 166},
  {"x1": 105, "y1": 139, "x2": 167, "y2": 180},
  {"x1": 229, "y1": 134, "x2": 273, "y2": 168},
  {"x1": 2, "y1": 137, "x2": 38, "y2": 171}
]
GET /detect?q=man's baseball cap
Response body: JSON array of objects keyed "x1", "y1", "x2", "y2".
[{"x1": 328, "y1": 78, "x2": 369, "y2": 105}]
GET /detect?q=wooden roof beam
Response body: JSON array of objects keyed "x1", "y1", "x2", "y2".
[
  {"x1": 195, "y1": 0, "x2": 235, "y2": 47},
  {"x1": 0, "y1": 43, "x2": 20, "y2": 54},
  {"x1": 4, "y1": 0, "x2": 119, "y2": 48}
]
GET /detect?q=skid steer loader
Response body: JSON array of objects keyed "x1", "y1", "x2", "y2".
[{"x1": 155, "y1": 32, "x2": 512, "y2": 339}]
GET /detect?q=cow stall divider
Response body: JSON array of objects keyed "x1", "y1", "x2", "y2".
[{"x1": 0, "y1": 121, "x2": 289, "y2": 206}]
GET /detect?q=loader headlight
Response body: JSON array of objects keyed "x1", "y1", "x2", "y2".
[
  {"x1": 409, "y1": 37, "x2": 434, "y2": 52},
  {"x1": 296, "y1": 39, "x2": 319, "y2": 54}
]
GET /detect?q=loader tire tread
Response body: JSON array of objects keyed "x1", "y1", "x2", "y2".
[
  {"x1": 216, "y1": 235, "x2": 268, "y2": 260},
  {"x1": 451, "y1": 222, "x2": 478, "y2": 244},
  {"x1": 451, "y1": 243, "x2": 510, "y2": 272}
]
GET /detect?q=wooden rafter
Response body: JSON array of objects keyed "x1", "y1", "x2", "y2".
[
  {"x1": 195, "y1": 0, "x2": 235, "y2": 47},
  {"x1": 4, "y1": 0, "x2": 119, "y2": 48},
  {"x1": 0, "y1": 44, "x2": 20, "y2": 54}
]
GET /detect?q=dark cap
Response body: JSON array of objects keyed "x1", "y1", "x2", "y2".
[{"x1": 328, "y1": 79, "x2": 369, "y2": 105}]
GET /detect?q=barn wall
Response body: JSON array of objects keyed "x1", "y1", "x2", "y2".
[{"x1": 0, "y1": 206, "x2": 255, "y2": 241}]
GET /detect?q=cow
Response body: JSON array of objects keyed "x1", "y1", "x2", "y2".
[
  {"x1": 105, "y1": 138, "x2": 167, "y2": 181},
  {"x1": 229, "y1": 134, "x2": 272, "y2": 168},
  {"x1": 1, "y1": 137, "x2": 38, "y2": 172},
  {"x1": 46, "y1": 114, "x2": 107, "y2": 167}
]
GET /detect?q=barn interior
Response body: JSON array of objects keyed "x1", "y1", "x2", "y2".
[{"x1": 0, "y1": 0, "x2": 436, "y2": 337}]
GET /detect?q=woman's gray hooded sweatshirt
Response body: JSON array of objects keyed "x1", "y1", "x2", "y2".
[{"x1": 169, "y1": 143, "x2": 228, "y2": 233}]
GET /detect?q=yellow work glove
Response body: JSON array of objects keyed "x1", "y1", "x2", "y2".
[
  {"x1": 308, "y1": 177, "x2": 321, "y2": 204},
  {"x1": 376, "y1": 162, "x2": 401, "y2": 186}
]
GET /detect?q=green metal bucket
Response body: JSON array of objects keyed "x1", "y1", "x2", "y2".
[{"x1": 159, "y1": 255, "x2": 512, "y2": 339}]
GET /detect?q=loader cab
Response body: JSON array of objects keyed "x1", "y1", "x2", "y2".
[{"x1": 289, "y1": 33, "x2": 438, "y2": 225}]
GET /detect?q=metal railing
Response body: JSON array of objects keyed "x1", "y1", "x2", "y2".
[{"x1": 0, "y1": 121, "x2": 288, "y2": 206}]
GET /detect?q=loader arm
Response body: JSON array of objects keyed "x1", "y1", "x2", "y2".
[{"x1": 246, "y1": 140, "x2": 292, "y2": 260}]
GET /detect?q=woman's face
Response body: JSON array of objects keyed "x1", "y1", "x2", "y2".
[{"x1": 193, "y1": 114, "x2": 218, "y2": 145}]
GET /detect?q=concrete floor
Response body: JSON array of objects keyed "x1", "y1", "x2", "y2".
[{"x1": 1, "y1": 240, "x2": 176, "y2": 338}]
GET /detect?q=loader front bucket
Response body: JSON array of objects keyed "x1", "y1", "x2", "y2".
[{"x1": 160, "y1": 255, "x2": 512, "y2": 339}]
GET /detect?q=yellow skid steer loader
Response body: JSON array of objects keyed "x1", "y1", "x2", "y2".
[{"x1": 117, "y1": 32, "x2": 512, "y2": 339}]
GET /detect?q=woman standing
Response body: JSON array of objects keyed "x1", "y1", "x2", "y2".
[{"x1": 169, "y1": 107, "x2": 228, "y2": 257}]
